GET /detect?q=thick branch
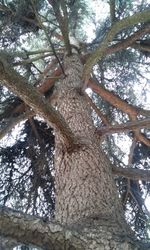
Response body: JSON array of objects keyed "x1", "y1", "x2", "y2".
[
  {"x1": 0, "y1": 53, "x2": 77, "y2": 147},
  {"x1": 109, "y1": 0, "x2": 116, "y2": 24},
  {"x1": 88, "y1": 79, "x2": 150, "y2": 146},
  {"x1": 106, "y1": 25, "x2": 150, "y2": 55},
  {"x1": 82, "y1": 25, "x2": 150, "y2": 70},
  {"x1": 88, "y1": 79, "x2": 138, "y2": 116},
  {"x1": 2, "y1": 23, "x2": 149, "y2": 124},
  {"x1": 88, "y1": 79, "x2": 150, "y2": 118},
  {"x1": 30, "y1": 2, "x2": 66, "y2": 77},
  {"x1": 38, "y1": 67, "x2": 62, "y2": 93},
  {"x1": 0, "y1": 206, "x2": 147, "y2": 250},
  {"x1": 0, "y1": 67, "x2": 62, "y2": 139},
  {"x1": 60, "y1": 0, "x2": 71, "y2": 53},
  {"x1": 112, "y1": 166, "x2": 150, "y2": 181},
  {"x1": 83, "y1": 10, "x2": 150, "y2": 80},
  {"x1": 0, "y1": 206, "x2": 85, "y2": 249},
  {"x1": 1, "y1": 204, "x2": 150, "y2": 250},
  {"x1": 97, "y1": 118, "x2": 150, "y2": 135},
  {"x1": 48, "y1": 0, "x2": 71, "y2": 55},
  {"x1": 132, "y1": 42, "x2": 150, "y2": 52}
]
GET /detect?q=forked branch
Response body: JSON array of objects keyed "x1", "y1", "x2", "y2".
[
  {"x1": 0, "y1": 53, "x2": 76, "y2": 147},
  {"x1": 83, "y1": 9, "x2": 150, "y2": 80}
]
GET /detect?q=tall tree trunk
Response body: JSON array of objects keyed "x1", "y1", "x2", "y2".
[{"x1": 53, "y1": 54, "x2": 138, "y2": 249}]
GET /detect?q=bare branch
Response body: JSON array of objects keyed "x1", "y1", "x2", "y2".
[
  {"x1": 109, "y1": 0, "x2": 116, "y2": 24},
  {"x1": 88, "y1": 79, "x2": 150, "y2": 146},
  {"x1": 88, "y1": 78, "x2": 150, "y2": 118},
  {"x1": 85, "y1": 93, "x2": 109, "y2": 126},
  {"x1": 106, "y1": 25, "x2": 150, "y2": 54},
  {"x1": 0, "y1": 67, "x2": 62, "y2": 140},
  {"x1": 48, "y1": 0, "x2": 71, "y2": 55},
  {"x1": 97, "y1": 118, "x2": 150, "y2": 135},
  {"x1": 83, "y1": 9, "x2": 150, "y2": 80},
  {"x1": 128, "y1": 138, "x2": 137, "y2": 165},
  {"x1": 132, "y1": 42, "x2": 150, "y2": 52},
  {"x1": 0, "y1": 53, "x2": 77, "y2": 147},
  {"x1": 88, "y1": 79, "x2": 138, "y2": 116},
  {"x1": 82, "y1": 25, "x2": 150, "y2": 71},
  {"x1": 112, "y1": 166, "x2": 150, "y2": 181}
]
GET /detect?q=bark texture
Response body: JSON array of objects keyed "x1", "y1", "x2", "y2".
[
  {"x1": 0, "y1": 206, "x2": 143, "y2": 250},
  {"x1": 54, "y1": 54, "x2": 130, "y2": 232},
  {"x1": 0, "y1": 54, "x2": 146, "y2": 249}
]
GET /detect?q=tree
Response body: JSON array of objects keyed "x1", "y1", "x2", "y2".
[{"x1": 0, "y1": 0, "x2": 150, "y2": 249}]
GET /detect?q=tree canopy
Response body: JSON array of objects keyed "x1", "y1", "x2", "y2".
[{"x1": 0, "y1": 0, "x2": 150, "y2": 249}]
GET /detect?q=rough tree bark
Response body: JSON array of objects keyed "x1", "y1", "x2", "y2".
[
  {"x1": 0, "y1": 51, "x2": 147, "y2": 249},
  {"x1": 53, "y1": 53, "x2": 139, "y2": 249},
  {"x1": 0, "y1": 53, "x2": 148, "y2": 249}
]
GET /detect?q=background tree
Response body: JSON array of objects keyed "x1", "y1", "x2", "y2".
[{"x1": 0, "y1": 0, "x2": 150, "y2": 249}]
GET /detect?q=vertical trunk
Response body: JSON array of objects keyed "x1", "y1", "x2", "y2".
[{"x1": 54, "y1": 54, "x2": 136, "y2": 248}]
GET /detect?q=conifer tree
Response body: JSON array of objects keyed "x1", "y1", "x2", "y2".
[{"x1": 0, "y1": 0, "x2": 150, "y2": 249}]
